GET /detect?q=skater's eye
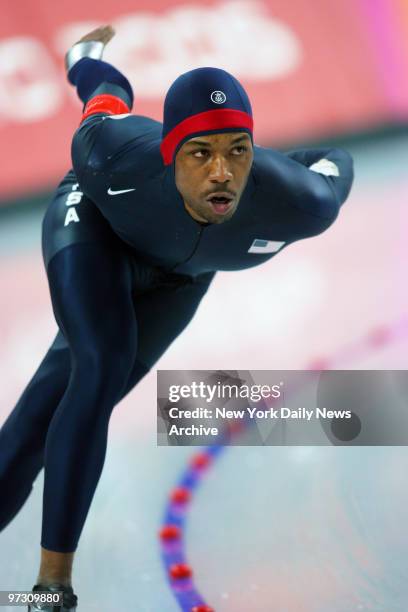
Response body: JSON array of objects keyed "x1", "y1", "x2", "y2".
[
  {"x1": 192, "y1": 149, "x2": 211, "y2": 158},
  {"x1": 231, "y1": 145, "x2": 248, "y2": 155}
]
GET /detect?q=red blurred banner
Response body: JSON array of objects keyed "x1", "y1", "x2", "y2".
[{"x1": 0, "y1": 0, "x2": 407, "y2": 200}]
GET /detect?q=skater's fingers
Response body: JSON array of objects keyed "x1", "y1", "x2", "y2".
[{"x1": 76, "y1": 25, "x2": 115, "y2": 46}]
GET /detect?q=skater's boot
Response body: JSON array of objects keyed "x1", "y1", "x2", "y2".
[{"x1": 27, "y1": 583, "x2": 77, "y2": 611}]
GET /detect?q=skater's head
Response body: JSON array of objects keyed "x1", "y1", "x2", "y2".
[{"x1": 161, "y1": 67, "x2": 254, "y2": 224}]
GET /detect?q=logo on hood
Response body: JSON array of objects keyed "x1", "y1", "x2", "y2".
[{"x1": 211, "y1": 90, "x2": 227, "y2": 104}]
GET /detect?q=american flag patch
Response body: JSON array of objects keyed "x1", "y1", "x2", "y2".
[{"x1": 248, "y1": 239, "x2": 286, "y2": 254}]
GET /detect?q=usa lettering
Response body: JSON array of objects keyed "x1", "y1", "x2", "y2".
[{"x1": 64, "y1": 183, "x2": 83, "y2": 226}]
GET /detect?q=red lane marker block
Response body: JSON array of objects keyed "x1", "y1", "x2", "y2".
[
  {"x1": 171, "y1": 487, "x2": 191, "y2": 504},
  {"x1": 159, "y1": 524, "x2": 181, "y2": 541},
  {"x1": 169, "y1": 563, "x2": 193, "y2": 580},
  {"x1": 191, "y1": 452, "x2": 212, "y2": 469},
  {"x1": 192, "y1": 606, "x2": 215, "y2": 612},
  {"x1": 229, "y1": 420, "x2": 245, "y2": 434}
]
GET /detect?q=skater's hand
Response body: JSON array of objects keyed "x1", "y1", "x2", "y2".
[
  {"x1": 65, "y1": 24, "x2": 116, "y2": 72},
  {"x1": 75, "y1": 24, "x2": 116, "y2": 46}
]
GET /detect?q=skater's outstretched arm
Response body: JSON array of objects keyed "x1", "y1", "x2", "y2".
[
  {"x1": 66, "y1": 26, "x2": 156, "y2": 204},
  {"x1": 253, "y1": 144, "x2": 354, "y2": 223},
  {"x1": 65, "y1": 25, "x2": 133, "y2": 113}
]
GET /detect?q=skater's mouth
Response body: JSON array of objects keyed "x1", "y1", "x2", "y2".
[{"x1": 206, "y1": 191, "x2": 235, "y2": 215}]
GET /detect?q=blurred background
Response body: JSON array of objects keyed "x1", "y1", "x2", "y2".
[{"x1": 1, "y1": 1, "x2": 408, "y2": 610}]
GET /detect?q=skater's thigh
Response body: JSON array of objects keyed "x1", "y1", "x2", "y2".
[
  {"x1": 42, "y1": 172, "x2": 137, "y2": 352},
  {"x1": 42, "y1": 170, "x2": 119, "y2": 269},
  {"x1": 46, "y1": 243, "x2": 136, "y2": 357}
]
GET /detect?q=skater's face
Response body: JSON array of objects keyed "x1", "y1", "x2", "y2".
[{"x1": 175, "y1": 132, "x2": 253, "y2": 224}]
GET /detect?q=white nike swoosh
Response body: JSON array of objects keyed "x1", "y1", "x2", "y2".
[{"x1": 107, "y1": 187, "x2": 136, "y2": 195}]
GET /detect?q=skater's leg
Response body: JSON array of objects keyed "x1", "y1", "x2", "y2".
[
  {"x1": 35, "y1": 268, "x2": 213, "y2": 588},
  {"x1": 0, "y1": 175, "x2": 116, "y2": 535},
  {"x1": 40, "y1": 242, "x2": 137, "y2": 560},
  {"x1": 0, "y1": 333, "x2": 70, "y2": 532}
]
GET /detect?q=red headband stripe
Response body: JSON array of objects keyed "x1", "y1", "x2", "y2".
[
  {"x1": 160, "y1": 109, "x2": 253, "y2": 165},
  {"x1": 81, "y1": 94, "x2": 130, "y2": 123}
]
